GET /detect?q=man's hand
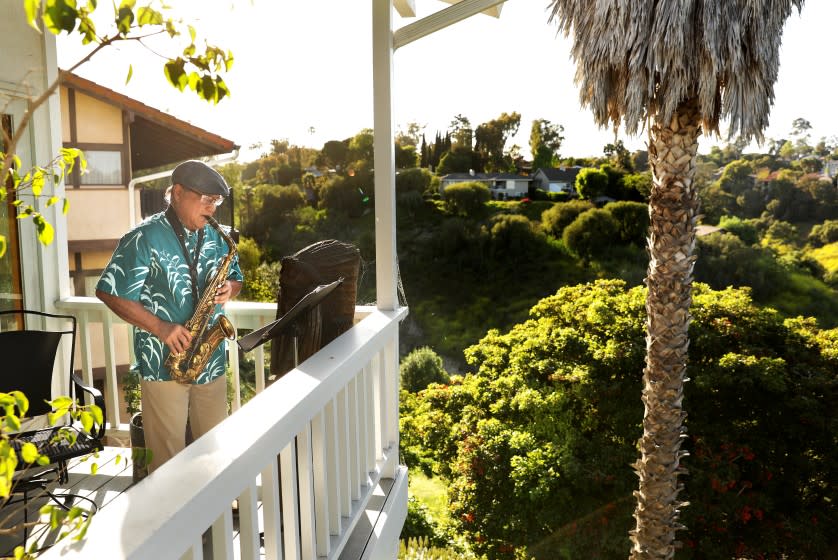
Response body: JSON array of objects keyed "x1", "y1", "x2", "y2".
[
  {"x1": 213, "y1": 279, "x2": 243, "y2": 305},
  {"x1": 96, "y1": 289, "x2": 194, "y2": 353},
  {"x1": 157, "y1": 322, "x2": 193, "y2": 354}
]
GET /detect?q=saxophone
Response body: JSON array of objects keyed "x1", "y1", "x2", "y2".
[{"x1": 165, "y1": 216, "x2": 238, "y2": 384}]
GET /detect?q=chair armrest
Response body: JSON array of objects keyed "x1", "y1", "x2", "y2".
[{"x1": 71, "y1": 372, "x2": 106, "y2": 440}]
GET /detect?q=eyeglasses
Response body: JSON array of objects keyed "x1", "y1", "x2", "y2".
[{"x1": 183, "y1": 185, "x2": 225, "y2": 207}]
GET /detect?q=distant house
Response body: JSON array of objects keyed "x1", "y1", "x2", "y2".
[
  {"x1": 488, "y1": 173, "x2": 531, "y2": 199},
  {"x1": 439, "y1": 171, "x2": 532, "y2": 200},
  {"x1": 533, "y1": 166, "x2": 582, "y2": 195}
]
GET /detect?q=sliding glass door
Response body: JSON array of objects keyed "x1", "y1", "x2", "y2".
[{"x1": 1, "y1": 114, "x2": 24, "y2": 315}]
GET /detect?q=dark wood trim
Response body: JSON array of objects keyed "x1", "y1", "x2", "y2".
[
  {"x1": 122, "y1": 110, "x2": 131, "y2": 185},
  {"x1": 68, "y1": 238, "x2": 119, "y2": 253},
  {"x1": 72, "y1": 252, "x2": 85, "y2": 295},
  {"x1": 73, "y1": 142, "x2": 124, "y2": 150},
  {"x1": 67, "y1": 88, "x2": 80, "y2": 188}
]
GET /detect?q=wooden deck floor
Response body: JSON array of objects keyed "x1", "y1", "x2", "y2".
[{"x1": 0, "y1": 447, "x2": 135, "y2": 557}]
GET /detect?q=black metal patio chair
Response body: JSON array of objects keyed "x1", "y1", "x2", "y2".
[{"x1": 0, "y1": 309, "x2": 106, "y2": 551}]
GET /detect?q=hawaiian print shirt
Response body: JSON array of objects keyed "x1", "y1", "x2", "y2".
[{"x1": 96, "y1": 212, "x2": 243, "y2": 384}]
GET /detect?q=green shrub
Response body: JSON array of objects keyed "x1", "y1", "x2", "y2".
[
  {"x1": 397, "y1": 168, "x2": 434, "y2": 195},
  {"x1": 397, "y1": 191, "x2": 427, "y2": 219},
  {"x1": 319, "y1": 176, "x2": 369, "y2": 217},
  {"x1": 808, "y1": 219, "x2": 838, "y2": 247},
  {"x1": 260, "y1": 184, "x2": 306, "y2": 215},
  {"x1": 236, "y1": 236, "x2": 261, "y2": 272},
  {"x1": 400, "y1": 347, "x2": 449, "y2": 392},
  {"x1": 574, "y1": 167, "x2": 609, "y2": 200},
  {"x1": 241, "y1": 260, "x2": 280, "y2": 302},
  {"x1": 488, "y1": 214, "x2": 544, "y2": 263},
  {"x1": 604, "y1": 200, "x2": 648, "y2": 244},
  {"x1": 441, "y1": 182, "x2": 490, "y2": 217},
  {"x1": 562, "y1": 208, "x2": 619, "y2": 260},
  {"x1": 540, "y1": 200, "x2": 594, "y2": 238},
  {"x1": 718, "y1": 215, "x2": 759, "y2": 245},
  {"x1": 400, "y1": 497, "x2": 449, "y2": 547},
  {"x1": 694, "y1": 233, "x2": 786, "y2": 300}
]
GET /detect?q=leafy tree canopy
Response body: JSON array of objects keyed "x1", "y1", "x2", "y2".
[{"x1": 401, "y1": 280, "x2": 837, "y2": 559}]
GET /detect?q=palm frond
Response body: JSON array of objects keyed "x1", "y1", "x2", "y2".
[{"x1": 548, "y1": 0, "x2": 805, "y2": 142}]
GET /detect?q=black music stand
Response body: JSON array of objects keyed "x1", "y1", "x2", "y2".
[{"x1": 237, "y1": 278, "x2": 344, "y2": 365}]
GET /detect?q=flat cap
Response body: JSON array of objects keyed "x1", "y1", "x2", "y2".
[{"x1": 172, "y1": 160, "x2": 229, "y2": 196}]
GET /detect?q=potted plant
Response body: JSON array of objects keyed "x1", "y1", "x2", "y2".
[{"x1": 123, "y1": 369, "x2": 149, "y2": 482}]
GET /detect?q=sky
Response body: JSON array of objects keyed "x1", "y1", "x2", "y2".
[{"x1": 57, "y1": 0, "x2": 838, "y2": 164}]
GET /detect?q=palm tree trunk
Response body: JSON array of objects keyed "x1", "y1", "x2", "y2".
[{"x1": 630, "y1": 98, "x2": 701, "y2": 560}]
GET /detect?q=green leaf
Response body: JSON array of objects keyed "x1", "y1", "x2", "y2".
[
  {"x1": 24, "y1": 0, "x2": 42, "y2": 32},
  {"x1": 90, "y1": 462, "x2": 98, "y2": 475},
  {"x1": 136, "y1": 6, "x2": 162, "y2": 25},
  {"x1": 44, "y1": 0, "x2": 80, "y2": 34},
  {"x1": 46, "y1": 195, "x2": 59, "y2": 207},
  {"x1": 188, "y1": 24, "x2": 196, "y2": 43},
  {"x1": 35, "y1": 217, "x2": 55, "y2": 245},
  {"x1": 20, "y1": 442, "x2": 39, "y2": 464},
  {"x1": 125, "y1": 64, "x2": 133, "y2": 84},
  {"x1": 163, "y1": 59, "x2": 187, "y2": 91},
  {"x1": 200, "y1": 75, "x2": 216, "y2": 103},
  {"x1": 90, "y1": 404, "x2": 103, "y2": 425},
  {"x1": 187, "y1": 71, "x2": 200, "y2": 92},
  {"x1": 77, "y1": 11, "x2": 96, "y2": 44},
  {"x1": 115, "y1": 6, "x2": 134, "y2": 34},
  {"x1": 14, "y1": 544, "x2": 24, "y2": 560},
  {"x1": 215, "y1": 77, "x2": 230, "y2": 103},
  {"x1": 0, "y1": 235, "x2": 6, "y2": 258},
  {"x1": 79, "y1": 411, "x2": 93, "y2": 433},
  {"x1": 11, "y1": 391, "x2": 28, "y2": 416},
  {"x1": 31, "y1": 168, "x2": 45, "y2": 196},
  {"x1": 49, "y1": 396, "x2": 73, "y2": 410},
  {"x1": 6, "y1": 414, "x2": 20, "y2": 432},
  {"x1": 62, "y1": 198, "x2": 70, "y2": 215}
]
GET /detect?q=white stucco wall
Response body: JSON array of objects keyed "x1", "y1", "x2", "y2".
[{"x1": 1, "y1": 1, "x2": 71, "y2": 311}]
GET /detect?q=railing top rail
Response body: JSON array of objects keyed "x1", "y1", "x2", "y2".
[{"x1": 39, "y1": 305, "x2": 407, "y2": 559}]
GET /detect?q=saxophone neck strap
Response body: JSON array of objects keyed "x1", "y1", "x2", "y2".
[{"x1": 165, "y1": 206, "x2": 205, "y2": 299}]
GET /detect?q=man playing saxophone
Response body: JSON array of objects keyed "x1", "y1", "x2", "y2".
[{"x1": 96, "y1": 160, "x2": 243, "y2": 472}]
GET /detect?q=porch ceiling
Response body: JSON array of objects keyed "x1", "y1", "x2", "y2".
[{"x1": 128, "y1": 115, "x2": 233, "y2": 172}]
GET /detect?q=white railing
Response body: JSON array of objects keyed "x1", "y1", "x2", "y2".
[
  {"x1": 54, "y1": 298, "x2": 281, "y2": 429},
  {"x1": 43, "y1": 300, "x2": 409, "y2": 559}
]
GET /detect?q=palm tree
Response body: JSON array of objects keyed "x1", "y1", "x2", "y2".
[{"x1": 546, "y1": 2, "x2": 805, "y2": 558}]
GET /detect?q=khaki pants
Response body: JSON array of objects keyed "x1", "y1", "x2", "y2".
[{"x1": 140, "y1": 375, "x2": 227, "y2": 472}]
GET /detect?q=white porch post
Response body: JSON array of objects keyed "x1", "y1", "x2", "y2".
[{"x1": 372, "y1": 0, "x2": 398, "y2": 312}]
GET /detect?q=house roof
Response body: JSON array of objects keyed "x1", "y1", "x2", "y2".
[
  {"x1": 491, "y1": 173, "x2": 531, "y2": 180},
  {"x1": 440, "y1": 172, "x2": 530, "y2": 181},
  {"x1": 535, "y1": 167, "x2": 581, "y2": 182},
  {"x1": 60, "y1": 71, "x2": 238, "y2": 172}
]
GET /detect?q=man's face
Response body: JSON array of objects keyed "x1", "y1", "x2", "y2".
[{"x1": 173, "y1": 183, "x2": 223, "y2": 230}]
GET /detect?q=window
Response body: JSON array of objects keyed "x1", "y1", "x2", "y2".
[
  {"x1": 0, "y1": 114, "x2": 24, "y2": 315},
  {"x1": 80, "y1": 149, "x2": 123, "y2": 185}
]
